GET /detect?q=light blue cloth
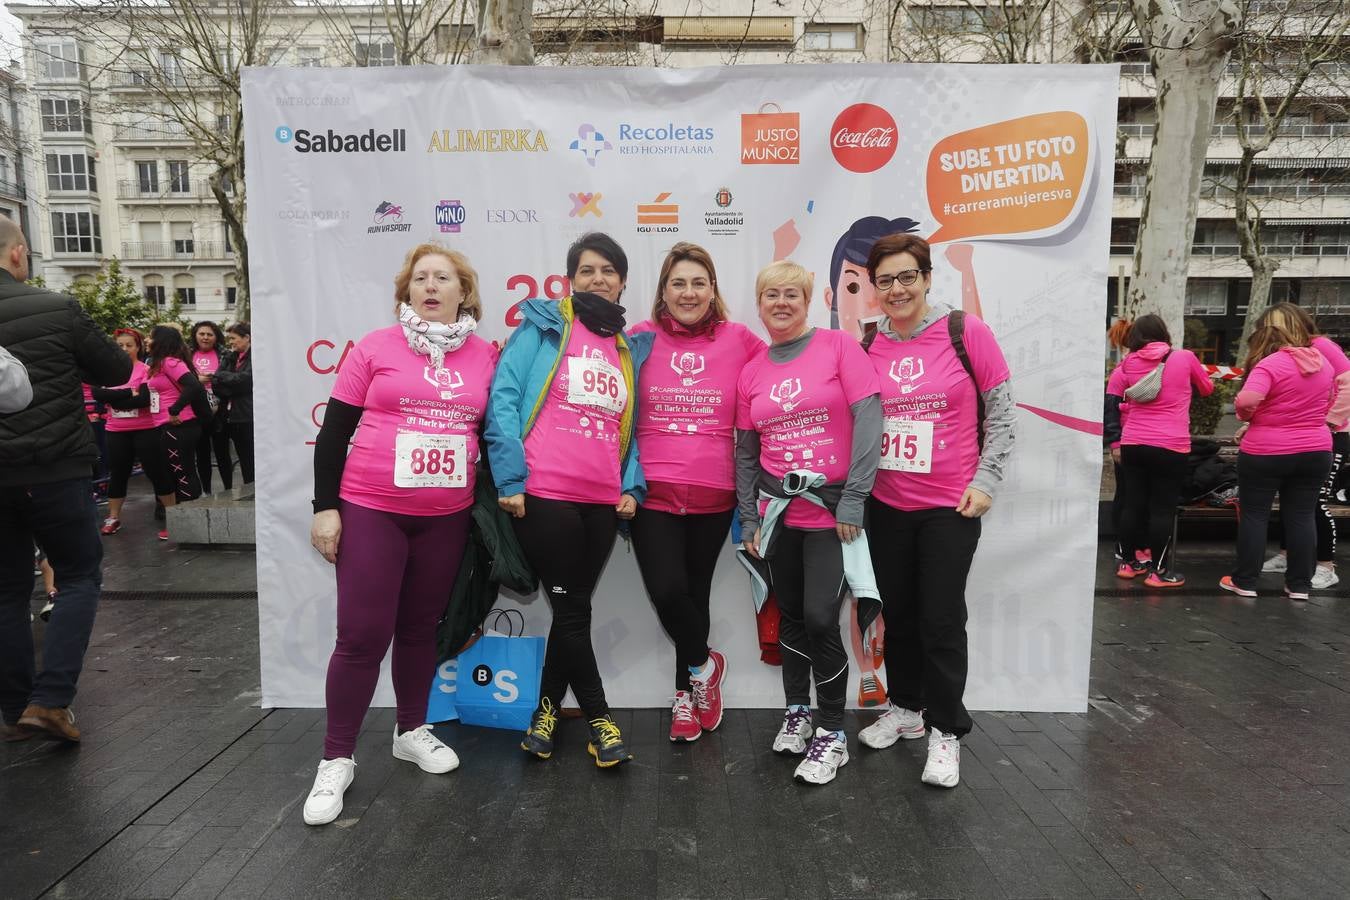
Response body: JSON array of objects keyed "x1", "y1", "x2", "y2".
[{"x1": 756, "y1": 469, "x2": 880, "y2": 604}]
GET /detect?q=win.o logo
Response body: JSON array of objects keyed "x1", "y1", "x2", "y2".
[{"x1": 275, "y1": 125, "x2": 293, "y2": 143}]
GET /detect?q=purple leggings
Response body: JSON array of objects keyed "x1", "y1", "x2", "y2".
[{"x1": 324, "y1": 500, "x2": 470, "y2": 759}]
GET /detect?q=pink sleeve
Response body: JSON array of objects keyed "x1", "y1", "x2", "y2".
[
  {"x1": 735, "y1": 368, "x2": 754, "y2": 430},
  {"x1": 963, "y1": 316, "x2": 1011, "y2": 393},
  {"x1": 1235, "y1": 360, "x2": 1272, "y2": 421},
  {"x1": 1314, "y1": 337, "x2": 1350, "y2": 377},
  {"x1": 163, "y1": 357, "x2": 189, "y2": 379},
  {"x1": 1107, "y1": 363, "x2": 1126, "y2": 398},
  {"x1": 836, "y1": 331, "x2": 881, "y2": 404},
  {"x1": 741, "y1": 324, "x2": 767, "y2": 358},
  {"x1": 1187, "y1": 351, "x2": 1214, "y2": 397},
  {"x1": 1328, "y1": 371, "x2": 1350, "y2": 429},
  {"x1": 330, "y1": 340, "x2": 373, "y2": 407}
]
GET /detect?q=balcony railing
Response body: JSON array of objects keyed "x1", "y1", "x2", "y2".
[
  {"x1": 113, "y1": 121, "x2": 191, "y2": 142},
  {"x1": 0, "y1": 178, "x2": 26, "y2": 199},
  {"x1": 1113, "y1": 183, "x2": 1145, "y2": 197},
  {"x1": 111, "y1": 70, "x2": 216, "y2": 89},
  {"x1": 1118, "y1": 123, "x2": 1350, "y2": 139},
  {"x1": 116, "y1": 180, "x2": 221, "y2": 201},
  {"x1": 119, "y1": 241, "x2": 227, "y2": 261},
  {"x1": 1200, "y1": 183, "x2": 1350, "y2": 198},
  {"x1": 1109, "y1": 242, "x2": 1350, "y2": 258}
]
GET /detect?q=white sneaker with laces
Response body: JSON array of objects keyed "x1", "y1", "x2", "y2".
[
  {"x1": 303, "y1": 757, "x2": 355, "y2": 826},
  {"x1": 392, "y1": 724, "x2": 459, "y2": 774},
  {"x1": 793, "y1": 728, "x2": 849, "y2": 785},
  {"x1": 1311, "y1": 565, "x2": 1339, "y2": 590},
  {"x1": 859, "y1": 706, "x2": 926, "y2": 749},
  {"x1": 1262, "y1": 553, "x2": 1288, "y2": 574},
  {"x1": 771, "y1": 707, "x2": 815, "y2": 755},
  {"x1": 921, "y1": 729, "x2": 960, "y2": 788}
]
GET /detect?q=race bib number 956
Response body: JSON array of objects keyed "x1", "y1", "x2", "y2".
[
  {"x1": 879, "y1": 418, "x2": 933, "y2": 473},
  {"x1": 394, "y1": 433, "x2": 467, "y2": 488},
  {"x1": 566, "y1": 356, "x2": 626, "y2": 414}
]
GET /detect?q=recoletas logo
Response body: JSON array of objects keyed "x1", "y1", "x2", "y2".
[{"x1": 276, "y1": 124, "x2": 407, "y2": 153}]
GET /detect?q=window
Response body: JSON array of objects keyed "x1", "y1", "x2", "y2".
[
  {"x1": 40, "y1": 98, "x2": 92, "y2": 134},
  {"x1": 296, "y1": 47, "x2": 322, "y2": 67},
  {"x1": 136, "y1": 160, "x2": 158, "y2": 194},
  {"x1": 225, "y1": 273, "x2": 237, "y2": 307},
  {"x1": 1185, "y1": 279, "x2": 1229, "y2": 316},
  {"x1": 38, "y1": 40, "x2": 82, "y2": 81},
  {"x1": 908, "y1": 6, "x2": 991, "y2": 32},
  {"x1": 224, "y1": 227, "x2": 233, "y2": 253},
  {"x1": 159, "y1": 50, "x2": 185, "y2": 86},
  {"x1": 171, "y1": 221, "x2": 194, "y2": 256},
  {"x1": 51, "y1": 210, "x2": 102, "y2": 254},
  {"x1": 1303, "y1": 280, "x2": 1350, "y2": 314},
  {"x1": 45, "y1": 152, "x2": 97, "y2": 192},
  {"x1": 168, "y1": 161, "x2": 190, "y2": 193},
  {"x1": 803, "y1": 23, "x2": 861, "y2": 51},
  {"x1": 174, "y1": 273, "x2": 196, "y2": 306},
  {"x1": 144, "y1": 274, "x2": 166, "y2": 306},
  {"x1": 355, "y1": 39, "x2": 397, "y2": 67},
  {"x1": 216, "y1": 114, "x2": 233, "y2": 136}
]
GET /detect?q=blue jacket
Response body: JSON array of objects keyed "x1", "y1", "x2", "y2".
[{"x1": 485, "y1": 298, "x2": 650, "y2": 502}]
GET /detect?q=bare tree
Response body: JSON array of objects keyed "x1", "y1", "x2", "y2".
[
  {"x1": 313, "y1": 0, "x2": 475, "y2": 66},
  {"x1": 479, "y1": 0, "x2": 535, "y2": 64},
  {"x1": 1126, "y1": 0, "x2": 1241, "y2": 338},
  {"x1": 1229, "y1": 0, "x2": 1349, "y2": 362}
]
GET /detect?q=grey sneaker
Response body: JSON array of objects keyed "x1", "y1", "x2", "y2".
[
  {"x1": 859, "y1": 706, "x2": 926, "y2": 749},
  {"x1": 1311, "y1": 565, "x2": 1339, "y2": 590},
  {"x1": 771, "y1": 707, "x2": 814, "y2": 755},
  {"x1": 793, "y1": 728, "x2": 849, "y2": 785}
]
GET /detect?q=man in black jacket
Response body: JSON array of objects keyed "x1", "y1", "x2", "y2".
[{"x1": 0, "y1": 215, "x2": 131, "y2": 742}]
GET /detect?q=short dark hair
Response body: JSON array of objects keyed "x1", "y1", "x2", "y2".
[
  {"x1": 227, "y1": 322, "x2": 250, "y2": 338},
  {"x1": 866, "y1": 233, "x2": 933, "y2": 282},
  {"x1": 191, "y1": 320, "x2": 226, "y2": 351},
  {"x1": 566, "y1": 232, "x2": 628, "y2": 282},
  {"x1": 1125, "y1": 314, "x2": 1171, "y2": 351}
]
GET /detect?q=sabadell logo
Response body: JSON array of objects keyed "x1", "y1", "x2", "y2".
[
  {"x1": 275, "y1": 124, "x2": 407, "y2": 153},
  {"x1": 830, "y1": 104, "x2": 897, "y2": 173}
]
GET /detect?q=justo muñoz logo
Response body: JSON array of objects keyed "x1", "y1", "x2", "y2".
[{"x1": 830, "y1": 103, "x2": 898, "y2": 173}]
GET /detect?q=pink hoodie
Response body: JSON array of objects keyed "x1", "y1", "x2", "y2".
[
  {"x1": 1106, "y1": 343, "x2": 1213, "y2": 453},
  {"x1": 1236, "y1": 346, "x2": 1334, "y2": 455},
  {"x1": 1311, "y1": 335, "x2": 1350, "y2": 431}
]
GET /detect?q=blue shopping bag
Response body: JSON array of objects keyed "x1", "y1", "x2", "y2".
[
  {"x1": 426, "y1": 656, "x2": 460, "y2": 724},
  {"x1": 453, "y1": 610, "x2": 544, "y2": 732}
]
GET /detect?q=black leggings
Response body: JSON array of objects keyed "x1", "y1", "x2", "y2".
[
  {"x1": 163, "y1": 421, "x2": 203, "y2": 501},
  {"x1": 195, "y1": 413, "x2": 234, "y2": 493},
  {"x1": 106, "y1": 428, "x2": 173, "y2": 497},
  {"x1": 1278, "y1": 430, "x2": 1349, "y2": 561},
  {"x1": 766, "y1": 526, "x2": 848, "y2": 731},
  {"x1": 630, "y1": 506, "x2": 732, "y2": 691},
  {"x1": 1119, "y1": 444, "x2": 1188, "y2": 572},
  {"x1": 868, "y1": 500, "x2": 980, "y2": 738},
  {"x1": 1235, "y1": 450, "x2": 1332, "y2": 592},
  {"x1": 511, "y1": 495, "x2": 617, "y2": 719},
  {"x1": 228, "y1": 422, "x2": 255, "y2": 484}
]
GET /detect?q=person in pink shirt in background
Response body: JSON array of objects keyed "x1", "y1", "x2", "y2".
[
  {"x1": 189, "y1": 321, "x2": 232, "y2": 496},
  {"x1": 628, "y1": 242, "x2": 764, "y2": 744},
  {"x1": 1222, "y1": 316, "x2": 1336, "y2": 600},
  {"x1": 145, "y1": 326, "x2": 211, "y2": 540},
  {"x1": 1106, "y1": 315, "x2": 1213, "y2": 588},
  {"x1": 305, "y1": 244, "x2": 497, "y2": 826},
  {"x1": 1257, "y1": 304, "x2": 1350, "y2": 589}
]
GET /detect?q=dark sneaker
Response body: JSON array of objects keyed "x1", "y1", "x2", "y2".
[
  {"x1": 586, "y1": 715, "x2": 633, "y2": 768},
  {"x1": 521, "y1": 698, "x2": 558, "y2": 760},
  {"x1": 18, "y1": 705, "x2": 80, "y2": 742}
]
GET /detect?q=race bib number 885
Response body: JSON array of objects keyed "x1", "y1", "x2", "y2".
[
  {"x1": 880, "y1": 418, "x2": 933, "y2": 473},
  {"x1": 394, "y1": 433, "x2": 467, "y2": 488}
]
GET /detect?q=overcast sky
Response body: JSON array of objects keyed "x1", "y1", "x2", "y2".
[{"x1": 0, "y1": 5, "x2": 22, "y2": 69}]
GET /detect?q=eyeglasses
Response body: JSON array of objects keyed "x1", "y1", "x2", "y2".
[{"x1": 873, "y1": 270, "x2": 925, "y2": 291}]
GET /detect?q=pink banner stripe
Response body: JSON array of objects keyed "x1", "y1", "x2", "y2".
[{"x1": 1016, "y1": 403, "x2": 1103, "y2": 436}]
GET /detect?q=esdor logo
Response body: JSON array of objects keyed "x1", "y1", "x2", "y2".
[{"x1": 830, "y1": 104, "x2": 898, "y2": 173}]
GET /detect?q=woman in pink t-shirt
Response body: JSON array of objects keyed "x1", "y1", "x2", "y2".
[
  {"x1": 190, "y1": 320, "x2": 232, "y2": 495},
  {"x1": 1222, "y1": 319, "x2": 1334, "y2": 600},
  {"x1": 855, "y1": 233, "x2": 1015, "y2": 790},
  {"x1": 1105, "y1": 315, "x2": 1213, "y2": 588},
  {"x1": 145, "y1": 325, "x2": 211, "y2": 539},
  {"x1": 628, "y1": 242, "x2": 764, "y2": 744},
  {"x1": 735, "y1": 259, "x2": 882, "y2": 787}
]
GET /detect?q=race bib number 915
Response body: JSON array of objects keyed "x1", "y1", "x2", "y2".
[
  {"x1": 566, "y1": 356, "x2": 626, "y2": 414},
  {"x1": 394, "y1": 432, "x2": 467, "y2": 488},
  {"x1": 879, "y1": 418, "x2": 933, "y2": 473}
]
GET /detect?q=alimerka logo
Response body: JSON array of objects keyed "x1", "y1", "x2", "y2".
[{"x1": 426, "y1": 129, "x2": 548, "y2": 152}]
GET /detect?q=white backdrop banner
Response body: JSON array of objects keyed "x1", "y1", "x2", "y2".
[{"x1": 243, "y1": 63, "x2": 1116, "y2": 712}]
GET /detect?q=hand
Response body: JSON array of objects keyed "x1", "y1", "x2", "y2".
[
  {"x1": 311, "y1": 509, "x2": 342, "y2": 564},
  {"x1": 743, "y1": 528, "x2": 762, "y2": 560},
  {"x1": 956, "y1": 486, "x2": 993, "y2": 518},
  {"x1": 615, "y1": 494, "x2": 637, "y2": 519},
  {"x1": 1234, "y1": 423, "x2": 1249, "y2": 444},
  {"x1": 1111, "y1": 447, "x2": 1121, "y2": 464},
  {"x1": 169, "y1": 414, "x2": 182, "y2": 425},
  {"x1": 498, "y1": 493, "x2": 526, "y2": 519},
  {"x1": 836, "y1": 522, "x2": 862, "y2": 544}
]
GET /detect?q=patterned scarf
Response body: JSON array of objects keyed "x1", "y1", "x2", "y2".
[{"x1": 398, "y1": 303, "x2": 477, "y2": 371}]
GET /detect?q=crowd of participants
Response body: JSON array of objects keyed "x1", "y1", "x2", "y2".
[{"x1": 299, "y1": 229, "x2": 1014, "y2": 825}]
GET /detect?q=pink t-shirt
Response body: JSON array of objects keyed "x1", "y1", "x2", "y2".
[
  {"x1": 736, "y1": 329, "x2": 880, "y2": 529},
  {"x1": 524, "y1": 318, "x2": 630, "y2": 505},
  {"x1": 1107, "y1": 344, "x2": 1213, "y2": 454},
  {"x1": 630, "y1": 319, "x2": 765, "y2": 509},
  {"x1": 868, "y1": 313, "x2": 1011, "y2": 511},
  {"x1": 1312, "y1": 336, "x2": 1350, "y2": 433},
  {"x1": 147, "y1": 357, "x2": 196, "y2": 426},
  {"x1": 331, "y1": 325, "x2": 497, "y2": 516},
  {"x1": 105, "y1": 361, "x2": 155, "y2": 433},
  {"x1": 1238, "y1": 347, "x2": 1332, "y2": 455}
]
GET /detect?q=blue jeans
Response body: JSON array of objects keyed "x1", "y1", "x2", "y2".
[{"x1": 0, "y1": 477, "x2": 104, "y2": 722}]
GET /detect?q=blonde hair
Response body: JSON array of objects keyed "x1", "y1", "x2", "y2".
[
  {"x1": 392, "y1": 243, "x2": 482, "y2": 321},
  {"x1": 652, "y1": 242, "x2": 730, "y2": 323},
  {"x1": 755, "y1": 260, "x2": 813, "y2": 302},
  {"x1": 1259, "y1": 302, "x2": 1315, "y2": 343}
]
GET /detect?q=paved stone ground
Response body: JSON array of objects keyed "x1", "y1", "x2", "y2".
[{"x1": 4, "y1": 485, "x2": 1350, "y2": 899}]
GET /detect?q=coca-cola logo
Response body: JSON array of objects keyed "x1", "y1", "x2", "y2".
[{"x1": 830, "y1": 103, "x2": 898, "y2": 173}]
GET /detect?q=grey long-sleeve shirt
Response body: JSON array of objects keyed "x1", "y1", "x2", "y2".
[
  {"x1": 735, "y1": 328, "x2": 883, "y2": 533},
  {"x1": 0, "y1": 345, "x2": 32, "y2": 414}
]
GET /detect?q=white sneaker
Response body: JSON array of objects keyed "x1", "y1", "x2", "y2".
[
  {"x1": 793, "y1": 728, "x2": 849, "y2": 785},
  {"x1": 1262, "y1": 553, "x2": 1288, "y2": 574},
  {"x1": 771, "y1": 707, "x2": 814, "y2": 755},
  {"x1": 392, "y1": 724, "x2": 459, "y2": 774},
  {"x1": 859, "y1": 706, "x2": 927, "y2": 749},
  {"x1": 303, "y1": 757, "x2": 355, "y2": 826},
  {"x1": 921, "y1": 729, "x2": 960, "y2": 788},
  {"x1": 1311, "y1": 565, "x2": 1339, "y2": 590}
]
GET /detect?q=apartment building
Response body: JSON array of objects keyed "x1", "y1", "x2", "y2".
[
  {"x1": 11, "y1": 1, "x2": 1347, "y2": 349},
  {"x1": 0, "y1": 63, "x2": 35, "y2": 267}
]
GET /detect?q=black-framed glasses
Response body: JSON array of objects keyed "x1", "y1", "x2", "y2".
[{"x1": 874, "y1": 270, "x2": 925, "y2": 291}]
